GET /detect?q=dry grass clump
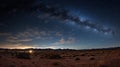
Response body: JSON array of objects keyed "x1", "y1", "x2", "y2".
[
  {"x1": 90, "y1": 57, "x2": 95, "y2": 60},
  {"x1": 44, "y1": 53, "x2": 62, "y2": 59},
  {"x1": 81, "y1": 53, "x2": 85, "y2": 56},
  {"x1": 21, "y1": 65, "x2": 26, "y2": 67},
  {"x1": 52, "y1": 62, "x2": 64, "y2": 67},
  {"x1": 52, "y1": 62, "x2": 60, "y2": 66},
  {"x1": 99, "y1": 64, "x2": 108, "y2": 67},
  {"x1": 107, "y1": 59, "x2": 120, "y2": 67},
  {"x1": 16, "y1": 52, "x2": 31, "y2": 59},
  {"x1": 10, "y1": 64, "x2": 16, "y2": 67},
  {"x1": 0, "y1": 56, "x2": 2, "y2": 58},
  {"x1": 99, "y1": 59, "x2": 120, "y2": 67},
  {"x1": 75, "y1": 57, "x2": 80, "y2": 61}
]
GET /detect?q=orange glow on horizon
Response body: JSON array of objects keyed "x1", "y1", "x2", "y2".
[{"x1": 0, "y1": 45, "x2": 34, "y2": 49}]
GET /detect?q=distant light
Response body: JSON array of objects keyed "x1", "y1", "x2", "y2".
[{"x1": 29, "y1": 50, "x2": 33, "y2": 54}]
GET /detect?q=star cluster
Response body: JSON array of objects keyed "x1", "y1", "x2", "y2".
[{"x1": 0, "y1": 0, "x2": 120, "y2": 49}]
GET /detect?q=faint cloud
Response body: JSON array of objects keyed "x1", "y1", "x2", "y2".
[
  {"x1": 0, "y1": 32, "x2": 11, "y2": 36},
  {"x1": 55, "y1": 32, "x2": 62, "y2": 36},
  {"x1": 51, "y1": 37, "x2": 76, "y2": 46},
  {"x1": 7, "y1": 36, "x2": 18, "y2": 39},
  {"x1": 59, "y1": 38, "x2": 65, "y2": 44},
  {"x1": 6, "y1": 28, "x2": 52, "y2": 43},
  {"x1": 7, "y1": 37, "x2": 33, "y2": 43},
  {"x1": 66, "y1": 37, "x2": 76, "y2": 43},
  {"x1": 18, "y1": 39, "x2": 33, "y2": 42},
  {"x1": 59, "y1": 37, "x2": 75, "y2": 44}
]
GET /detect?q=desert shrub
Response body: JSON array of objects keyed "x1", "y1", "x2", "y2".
[
  {"x1": 12, "y1": 61, "x2": 15, "y2": 63},
  {"x1": 90, "y1": 57, "x2": 95, "y2": 60},
  {"x1": 11, "y1": 52, "x2": 15, "y2": 56},
  {"x1": 21, "y1": 65, "x2": 26, "y2": 67},
  {"x1": 81, "y1": 54, "x2": 85, "y2": 56},
  {"x1": 52, "y1": 62, "x2": 60, "y2": 66},
  {"x1": 10, "y1": 64, "x2": 15, "y2": 67},
  {"x1": 75, "y1": 57, "x2": 80, "y2": 61},
  {"x1": 32, "y1": 61, "x2": 35, "y2": 64},
  {"x1": 107, "y1": 59, "x2": 120, "y2": 67},
  {"x1": 48, "y1": 54, "x2": 62, "y2": 59},
  {"x1": 99, "y1": 64, "x2": 108, "y2": 67},
  {"x1": 45, "y1": 53, "x2": 62, "y2": 59},
  {"x1": 19, "y1": 61, "x2": 23, "y2": 64},
  {"x1": 91, "y1": 54, "x2": 95, "y2": 56},
  {"x1": 73, "y1": 55, "x2": 79, "y2": 57},
  {"x1": 16, "y1": 52, "x2": 31, "y2": 59},
  {"x1": 99, "y1": 59, "x2": 120, "y2": 67},
  {"x1": 52, "y1": 62, "x2": 64, "y2": 67}
]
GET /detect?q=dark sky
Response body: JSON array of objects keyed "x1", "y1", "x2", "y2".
[{"x1": 0, "y1": 0, "x2": 120, "y2": 49}]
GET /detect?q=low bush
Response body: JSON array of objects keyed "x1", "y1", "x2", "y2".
[
  {"x1": 90, "y1": 57, "x2": 95, "y2": 60},
  {"x1": 10, "y1": 64, "x2": 15, "y2": 67},
  {"x1": 45, "y1": 53, "x2": 62, "y2": 59},
  {"x1": 52, "y1": 62, "x2": 60, "y2": 66},
  {"x1": 107, "y1": 59, "x2": 120, "y2": 67},
  {"x1": 52, "y1": 62, "x2": 64, "y2": 67},
  {"x1": 99, "y1": 64, "x2": 108, "y2": 67},
  {"x1": 81, "y1": 54, "x2": 85, "y2": 56},
  {"x1": 99, "y1": 59, "x2": 120, "y2": 67},
  {"x1": 49, "y1": 54, "x2": 62, "y2": 59},
  {"x1": 16, "y1": 52, "x2": 31, "y2": 59},
  {"x1": 75, "y1": 57, "x2": 80, "y2": 61}
]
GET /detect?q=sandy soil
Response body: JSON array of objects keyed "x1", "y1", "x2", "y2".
[{"x1": 0, "y1": 48, "x2": 120, "y2": 67}]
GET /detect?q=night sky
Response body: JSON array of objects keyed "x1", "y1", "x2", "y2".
[{"x1": 0, "y1": 0, "x2": 120, "y2": 49}]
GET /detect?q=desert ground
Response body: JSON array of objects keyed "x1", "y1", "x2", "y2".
[{"x1": 0, "y1": 47, "x2": 120, "y2": 67}]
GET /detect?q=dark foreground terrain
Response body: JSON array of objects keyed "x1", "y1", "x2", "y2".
[{"x1": 0, "y1": 47, "x2": 120, "y2": 67}]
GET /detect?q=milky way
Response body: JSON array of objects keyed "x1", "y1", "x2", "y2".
[
  {"x1": 32, "y1": 2, "x2": 115, "y2": 35},
  {"x1": 0, "y1": 0, "x2": 115, "y2": 35},
  {"x1": 0, "y1": 0, "x2": 119, "y2": 49}
]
